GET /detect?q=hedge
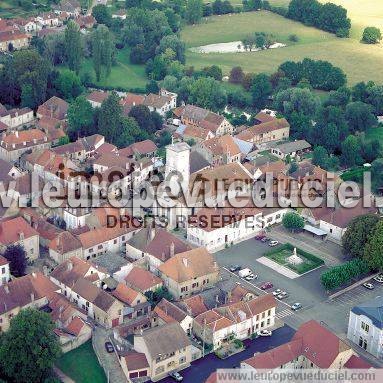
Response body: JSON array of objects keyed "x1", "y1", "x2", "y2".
[{"x1": 320, "y1": 258, "x2": 371, "y2": 291}]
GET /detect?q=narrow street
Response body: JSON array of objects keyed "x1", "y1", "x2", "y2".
[{"x1": 92, "y1": 326, "x2": 127, "y2": 383}]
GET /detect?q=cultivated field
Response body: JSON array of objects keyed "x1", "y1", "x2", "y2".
[{"x1": 182, "y1": 2, "x2": 383, "y2": 85}]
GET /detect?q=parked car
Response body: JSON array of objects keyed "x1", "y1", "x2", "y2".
[
  {"x1": 245, "y1": 274, "x2": 258, "y2": 281},
  {"x1": 105, "y1": 341, "x2": 114, "y2": 353},
  {"x1": 260, "y1": 281, "x2": 273, "y2": 290},
  {"x1": 169, "y1": 372, "x2": 183, "y2": 381},
  {"x1": 269, "y1": 240, "x2": 279, "y2": 247},
  {"x1": 277, "y1": 292, "x2": 288, "y2": 299},
  {"x1": 291, "y1": 302, "x2": 302, "y2": 311},
  {"x1": 272, "y1": 289, "x2": 282, "y2": 296},
  {"x1": 373, "y1": 274, "x2": 383, "y2": 283},
  {"x1": 229, "y1": 265, "x2": 241, "y2": 272},
  {"x1": 255, "y1": 234, "x2": 265, "y2": 240},
  {"x1": 239, "y1": 268, "x2": 253, "y2": 278},
  {"x1": 363, "y1": 282, "x2": 374, "y2": 290},
  {"x1": 260, "y1": 237, "x2": 269, "y2": 243},
  {"x1": 257, "y1": 329, "x2": 272, "y2": 337}
]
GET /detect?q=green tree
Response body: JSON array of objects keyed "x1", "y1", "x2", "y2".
[
  {"x1": 364, "y1": 221, "x2": 383, "y2": 270},
  {"x1": 340, "y1": 135, "x2": 362, "y2": 167},
  {"x1": 8, "y1": 50, "x2": 51, "y2": 108},
  {"x1": 115, "y1": 117, "x2": 148, "y2": 148},
  {"x1": 342, "y1": 214, "x2": 380, "y2": 258},
  {"x1": 54, "y1": 69, "x2": 83, "y2": 100},
  {"x1": 345, "y1": 101, "x2": 376, "y2": 133},
  {"x1": 229, "y1": 66, "x2": 244, "y2": 84},
  {"x1": 0, "y1": 309, "x2": 61, "y2": 383},
  {"x1": 91, "y1": 25, "x2": 114, "y2": 81},
  {"x1": 282, "y1": 212, "x2": 304, "y2": 232},
  {"x1": 312, "y1": 146, "x2": 329, "y2": 169},
  {"x1": 64, "y1": 20, "x2": 83, "y2": 74},
  {"x1": 185, "y1": 0, "x2": 203, "y2": 24},
  {"x1": 250, "y1": 73, "x2": 272, "y2": 109},
  {"x1": 3, "y1": 244, "x2": 27, "y2": 277},
  {"x1": 92, "y1": 4, "x2": 112, "y2": 26},
  {"x1": 98, "y1": 92, "x2": 123, "y2": 144},
  {"x1": 371, "y1": 158, "x2": 383, "y2": 192},
  {"x1": 156, "y1": 35, "x2": 185, "y2": 64},
  {"x1": 57, "y1": 135, "x2": 70, "y2": 146},
  {"x1": 362, "y1": 27, "x2": 382, "y2": 44},
  {"x1": 67, "y1": 96, "x2": 95, "y2": 140},
  {"x1": 189, "y1": 77, "x2": 227, "y2": 111},
  {"x1": 129, "y1": 105, "x2": 157, "y2": 134}
]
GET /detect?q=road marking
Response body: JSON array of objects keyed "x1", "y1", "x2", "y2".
[{"x1": 276, "y1": 309, "x2": 292, "y2": 319}]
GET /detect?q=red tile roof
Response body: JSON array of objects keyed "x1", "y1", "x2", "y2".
[
  {"x1": 122, "y1": 352, "x2": 149, "y2": 371},
  {"x1": 0, "y1": 216, "x2": 38, "y2": 245},
  {"x1": 112, "y1": 283, "x2": 139, "y2": 306},
  {"x1": 65, "y1": 316, "x2": 87, "y2": 336},
  {"x1": 0, "y1": 272, "x2": 58, "y2": 315},
  {"x1": 124, "y1": 267, "x2": 162, "y2": 292}
]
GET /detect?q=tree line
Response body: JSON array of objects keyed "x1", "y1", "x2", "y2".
[{"x1": 287, "y1": 0, "x2": 351, "y2": 37}]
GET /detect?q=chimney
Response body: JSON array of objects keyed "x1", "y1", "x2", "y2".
[
  {"x1": 30, "y1": 292, "x2": 35, "y2": 302},
  {"x1": 161, "y1": 252, "x2": 166, "y2": 261},
  {"x1": 182, "y1": 258, "x2": 188, "y2": 267},
  {"x1": 15, "y1": 130, "x2": 19, "y2": 138},
  {"x1": 67, "y1": 261, "x2": 73, "y2": 271},
  {"x1": 4, "y1": 284, "x2": 9, "y2": 294},
  {"x1": 170, "y1": 242, "x2": 175, "y2": 257},
  {"x1": 19, "y1": 231, "x2": 24, "y2": 240}
]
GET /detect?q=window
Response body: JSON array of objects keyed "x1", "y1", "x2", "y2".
[
  {"x1": 361, "y1": 322, "x2": 370, "y2": 333},
  {"x1": 1, "y1": 268, "x2": 5, "y2": 274}
]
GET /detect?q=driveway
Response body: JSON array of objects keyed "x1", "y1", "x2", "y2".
[
  {"x1": 158, "y1": 325, "x2": 295, "y2": 383},
  {"x1": 92, "y1": 326, "x2": 127, "y2": 383}
]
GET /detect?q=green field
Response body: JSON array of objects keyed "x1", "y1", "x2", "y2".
[
  {"x1": 80, "y1": 48, "x2": 147, "y2": 91},
  {"x1": 56, "y1": 341, "x2": 107, "y2": 383},
  {"x1": 0, "y1": 0, "x2": 50, "y2": 18},
  {"x1": 182, "y1": 3, "x2": 383, "y2": 85}
]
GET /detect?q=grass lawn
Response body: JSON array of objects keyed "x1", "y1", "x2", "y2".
[
  {"x1": 182, "y1": 7, "x2": 383, "y2": 85},
  {"x1": 265, "y1": 243, "x2": 324, "y2": 274},
  {"x1": 0, "y1": 0, "x2": 50, "y2": 18},
  {"x1": 80, "y1": 48, "x2": 147, "y2": 91},
  {"x1": 55, "y1": 341, "x2": 107, "y2": 383}
]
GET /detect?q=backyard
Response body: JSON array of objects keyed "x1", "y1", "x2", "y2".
[
  {"x1": 55, "y1": 341, "x2": 107, "y2": 383},
  {"x1": 264, "y1": 243, "x2": 324, "y2": 274}
]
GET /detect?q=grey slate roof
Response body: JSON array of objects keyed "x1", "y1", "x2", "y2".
[
  {"x1": 275, "y1": 140, "x2": 311, "y2": 154},
  {"x1": 351, "y1": 296, "x2": 383, "y2": 328},
  {"x1": 190, "y1": 151, "x2": 211, "y2": 174},
  {"x1": 135, "y1": 322, "x2": 191, "y2": 360}
]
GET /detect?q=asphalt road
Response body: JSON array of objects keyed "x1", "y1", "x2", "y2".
[{"x1": 157, "y1": 325, "x2": 295, "y2": 383}]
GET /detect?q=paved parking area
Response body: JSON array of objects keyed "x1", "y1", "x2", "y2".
[
  {"x1": 268, "y1": 225, "x2": 344, "y2": 266},
  {"x1": 213, "y1": 233, "x2": 383, "y2": 366},
  {"x1": 215, "y1": 237, "x2": 328, "y2": 310}
]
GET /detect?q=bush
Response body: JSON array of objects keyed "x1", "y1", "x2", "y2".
[{"x1": 288, "y1": 34, "x2": 299, "y2": 42}]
